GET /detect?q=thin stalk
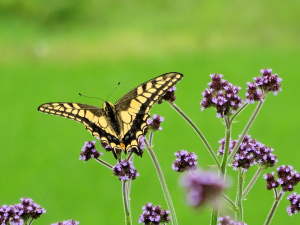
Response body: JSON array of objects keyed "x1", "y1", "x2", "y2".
[
  {"x1": 230, "y1": 103, "x2": 248, "y2": 123},
  {"x1": 242, "y1": 167, "x2": 262, "y2": 199},
  {"x1": 126, "y1": 154, "x2": 134, "y2": 214},
  {"x1": 210, "y1": 209, "x2": 219, "y2": 225},
  {"x1": 264, "y1": 190, "x2": 284, "y2": 225},
  {"x1": 222, "y1": 193, "x2": 237, "y2": 211},
  {"x1": 122, "y1": 180, "x2": 132, "y2": 225},
  {"x1": 235, "y1": 168, "x2": 244, "y2": 222},
  {"x1": 221, "y1": 117, "x2": 231, "y2": 175},
  {"x1": 95, "y1": 158, "x2": 113, "y2": 169},
  {"x1": 28, "y1": 218, "x2": 34, "y2": 225},
  {"x1": 149, "y1": 132, "x2": 154, "y2": 146},
  {"x1": 211, "y1": 117, "x2": 231, "y2": 224},
  {"x1": 224, "y1": 116, "x2": 230, "y2": 128},
  {"x1": 169, "y1": 101, "x2": 220, "y2": 169},
  {"x1": 273, "y1": 189, "x2": 278, "y2": 199},
  {"x1": 126, "y1": 181, "x2": 132, "y2": 219},
  {"x1": 145, "y1": 138, "x2": 178, "y2": 225},
  {"x1": 227, "y1": 101, "x2": 264, "y2": 164},
  {"x1": 127, "y1": 151, "x2": 134, "y2": 161}
]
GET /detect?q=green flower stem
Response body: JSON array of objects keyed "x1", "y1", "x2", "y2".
[
  {"x1": 126, "y1": 180, "x2": 131, "y2": 214},
  {"x1": 235, "y1": 168, "x2": 244, "y2": 222},
  {"x1": 126, "y1": 154, "x2": 134, "y2": 214},
  {"x1": 227, "y1": 101, "x2": 264, "y2": 164},
  {"x1": 145, "y1": 137, "x2": 178, "y2": 225},
  {"x1": 95, "y1": 158, "x2": 113, "y2": 169},
  {"x1": 273, "y1": 188, "x2": 278, "y2": 199},
  {"x1": 127, "y1": 151, "x2": 134, "y2": 161},
  {"x1": 169, "y1": 101, "x2": 220, "y2": 169},
  {"x1": 221, "y1": 117, "x2": 231, "y2": 175},
  {"x1": 264, "y1": 189, "x2": 284, "y2": 225},
  {"x1": 149, "y1": 132, "x2": 154, "y2": 146},
  {"x1": 210, "y1": 209, "x2": 219, "y2": 225},
  {"x1": 28, "y1": 218, "x2": 34, "y2": 225},
  {"x1": 230, "y1": 103, "x2": 248, "y2": 123},
  {"x1": 211, "y1": 117, "x2": 231, "y2": 225},
  {"x1": 122, "y1": 180, "x2": 132, "y2": 225},
  {"x1": 242, "y1": 167, "x2": 262, "y2": 199},
  {"x1": 222, "y1": 193, "x2": 237, "y2": 211}
]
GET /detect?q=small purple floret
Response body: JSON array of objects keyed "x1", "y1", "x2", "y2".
[
  {"x1": 218, "y1": 135, "x2": 277, "y2": 171},
  {"x1": 51, "y1": 220, "x2": 80, "y2": 225},
  {"x1": 200, "y1": 74, "x2": 243, "y2": 118},
  {"x1": 138, "y1": 135, "x2": 146, "y2": 150},
  {"x1": 158, "y1": 86, "x2": 178, "y2": 104},
  {"x1": 113, "y1": 159, "x2": 139, "y2": 181},
  {"x1": 138, "y1": 203, "x2": 171, "y2": 224},
  {"x1": 264, "y1": 165, "x2": 300, "y2": 192},
  {"x1": 172, "y1": 150, "x2": 197, "y2": 172},
  {"x1": 218, "y1": 216, "x2": 247, "y2": 225},
  {"x1": 147, "y1": 114, "x2": 164, "y2": 131},
  {"x1": 287, "y1": 193, "x2": 300, "y2": 216},
  {"x1": 246, "y1": 68, "x2": 282, "y2": 103},
  {"x1": 79, "y1": 141, "x2": 103, "y2": 162},
  {"x1": 0, "y1": 198, "x2": 46, "y2": 225}
]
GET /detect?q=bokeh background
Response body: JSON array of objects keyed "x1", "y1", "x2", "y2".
[{"x1": 1, "y1": 0, "x2": 300, "y2": 224}]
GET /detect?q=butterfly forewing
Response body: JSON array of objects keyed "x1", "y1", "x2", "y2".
[{"x1": 38, "y1": 103, "x2": 122, "y2": 147}]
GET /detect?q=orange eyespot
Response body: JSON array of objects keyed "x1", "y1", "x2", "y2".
[{"x1": 120, "y1": 142, "x2": 125, "y2": 149}]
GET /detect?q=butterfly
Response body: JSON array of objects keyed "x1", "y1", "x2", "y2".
[{"x1": 38, "y1": 72, "x2": 183, "y2": 159}]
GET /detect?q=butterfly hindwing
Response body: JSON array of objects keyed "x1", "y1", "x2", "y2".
[{"x1": 115, "y1": 72, "x2": 183, "y2": 152}]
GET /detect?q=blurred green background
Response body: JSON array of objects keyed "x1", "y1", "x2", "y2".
[{"x1": 1, "y1": 0, "x2": 300, "y2": 224}]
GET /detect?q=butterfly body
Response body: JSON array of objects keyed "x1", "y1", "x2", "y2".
[
  {"x1": 102, "y1": 101, "x2": 122, "y2": 138},
  {"x1": 38, "y1": 72, "x2": 183, "y2": 158}
]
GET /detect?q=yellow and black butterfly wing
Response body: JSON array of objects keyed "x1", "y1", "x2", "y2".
[
  {"x1": 38, "y1": 72, "x2": 183, "y2": 158},
  {"x1": 37, "y1": 102, "x2": 121, "y2": 149},
  {"x1": 115, "y1": 72, "x2": 183, "y2": 153}
]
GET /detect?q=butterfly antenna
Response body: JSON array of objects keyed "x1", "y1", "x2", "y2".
[
  {"x1": 79, "y1": 93, "x2": 105, "y2": 102},
  {"x1": 106, "y1": 82, "x2": 120, "y2": 101}
]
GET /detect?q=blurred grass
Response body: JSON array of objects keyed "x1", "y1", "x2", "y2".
[{"x1": 0, "y1": 0, "x2": 300, "y2": 224}]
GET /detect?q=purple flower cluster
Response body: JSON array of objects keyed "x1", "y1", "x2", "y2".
[
  {"x1": 52, "y1": 220, "x2": 79, "y2": 225},
  {"x1": 180, "y1": 169, "x2": 225, "y2": 207},
  {"x1": 0, "y1": 205, "x2": 23, "y2": 225},
  {"x1": 0, "y1": 198, "x2": 46, "y2": 225},
  {"x1": 218, "y1": 216, "x2": 247, "y2": 225},
  {"x1": 138, "y1": 203, "x2": 171, "y2": 224},
  {"x1": 16, "y1": 198, "x2": 46, "y2": 220},
  {"x1": 79, "y1": 141, "x2": 103, "y2": 161},
  {"x1": 263, "y1": 165, "x2": 300, "y2": 192},
  {"x1": 158, "y1": 86, "x2": 177, "y2": 104},
  {"x1": 112, "y1": 159, "x2": 139, "y2": 181},
  {"x1": 200, "y1": 74, "x2": 243, "y2": 118},
  {"x1": 263, "y1": 172, "x2": 279, "y2": 190},
  {"x1": 245, "y1": 69, "x2": 282, "y2": 103},
  {"x1": 147, "y1": 114, "x2": 164, "y2": 132},
  {"x1": 172, "y1": 150, "x2": 197, "y2": 173},
  {"x1": 287, "y1": 193, "x2": 300, "y2": 216},
  {"x1": 217, "y1": 138, "x2": 237, "y2": 156},
  {"x1": 218, "y1": 135, "x2": 277, "y2": 171}
]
